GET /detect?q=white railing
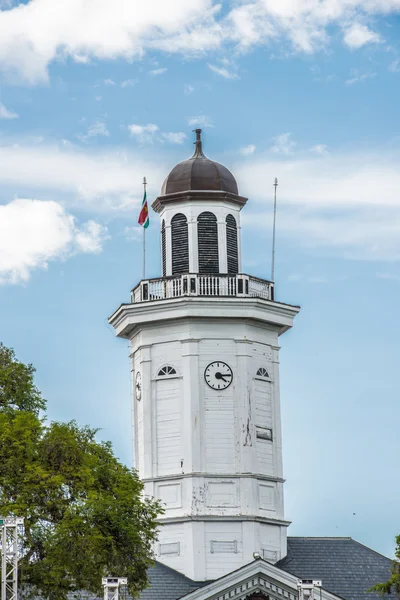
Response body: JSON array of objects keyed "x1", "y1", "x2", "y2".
[{"x1": 131, "y1": 274, "x2": 274, "y2": 303}]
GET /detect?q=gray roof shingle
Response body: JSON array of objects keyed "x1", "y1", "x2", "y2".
[
  {"x1": 138, "y1": 561, "x2": 205, "y2": 600},
  {"x1": 276, "y1": 537, "x2": 393, "y2": 600}
]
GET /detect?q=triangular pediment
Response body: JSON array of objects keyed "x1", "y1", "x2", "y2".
[{"x1": 178, "y1": 559, "x2": 344, "y2": 600}]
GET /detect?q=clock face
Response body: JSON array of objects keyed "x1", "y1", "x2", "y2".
[
  {"x1": 135, "y1": 371, "x2": 142, "y2": 401},
  {"x1": 204, "y1": 361, "x2": 233, "y2": 390}
]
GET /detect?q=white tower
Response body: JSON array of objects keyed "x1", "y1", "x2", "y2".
[{"x1": 109, "y1": 130, "x2": 299, "y2": 582}]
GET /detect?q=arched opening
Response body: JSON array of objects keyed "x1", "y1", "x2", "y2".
[
  {"x1": 171, "y1": 213, "x2": 189, "y2": 275},
  {"x1": 197, "y1": 211, "x2": 219, "y2": 274},
  {"x1": 226, "y1": 214, "x2": 238, "y2": 274},
  {"x1": 161, "y1": 219, "x2": 166, "y2": 277},
  {"x1": 157, "y1": 365, "x2": 177, "y2": 377}
]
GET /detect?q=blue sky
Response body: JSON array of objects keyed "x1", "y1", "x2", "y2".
[{"x1": 1, "y1": 0, "x2": 400, "y2": 560}]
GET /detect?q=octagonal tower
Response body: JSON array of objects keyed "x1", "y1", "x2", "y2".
[{"x1": 109, "y1": 130, "x2": 299, "y2": 582}]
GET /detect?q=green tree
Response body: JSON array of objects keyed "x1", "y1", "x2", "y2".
[
  {"x1": 370, "y1": 538, "x2": 400, "y2": 596},
  {"x1": 0, "y1": 344, "x2": 162, "y2": 600}
]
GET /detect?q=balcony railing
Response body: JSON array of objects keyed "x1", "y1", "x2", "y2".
[{"x1": 131, "y1": 274, "x2": 274, "y2": 304}]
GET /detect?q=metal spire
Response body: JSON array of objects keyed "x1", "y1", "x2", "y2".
[
  {"x1": 271, "y1": 178, "x2": 278, "y2": 283},
  {"x1": 192, "y1": 128, "x2": 206, "y2": 158}
]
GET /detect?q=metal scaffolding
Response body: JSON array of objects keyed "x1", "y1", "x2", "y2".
[
  {"x1": 0, "y1": 517, "x2": 24, "y2": 600},
  {"x1": 102, "y1": 577, "x2": 128, "y2": 600},
  {"x1": 297, "y1": 579, "x2": 322, "y2": 600}
]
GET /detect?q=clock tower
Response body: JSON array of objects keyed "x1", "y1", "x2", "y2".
[{"x1": 109, "y1": 130, "x2": 299, "y2": 582}]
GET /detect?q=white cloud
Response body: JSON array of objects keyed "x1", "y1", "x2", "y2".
[
  {"x1": 128, "y1": 123, "x2": 159, "y2": 143},
  {"x1": 345, "y1": 68, "x2": 376, "y2": 85},
  {"x1": 0, "y1": 102, "x2": 18, "y2": 119},
  {"x1": 87, "y1": 121, "x2": 109, "y2": 138},
  {"x1": 0, "y1": 141, "x2": 167, "y2": 213},
  {"x1": 270, "y1": 132, "x2": 296, "y2": 155},
  {"x1": 149, "y1": 67, "x2": 167, "y2": 76},
  {"x1": 184, "y1": 83, "x2": 194, "y2": 94},
  {"x1": 0, "y1": 0, "x2": 397, "y2": 82},
  {"x1": 121, "y1": 78, "x2": 138, "y2": 88},
  {"x1": 77, "y1": 120, "x2": 110, "y2": 142},
  {"x1": 240, "y1": 144, "x2": 256, "y2": 156},
  {"x1": 187, "y1": 115, "x2": 213, "y2": 128},
  {"x1": 310, "y1": 144, "x2": 328, "y2": 155},
  {"x1": 103, "y1": 78, "x2": 116, "y2": 86},
  {"x1": 124, "y1": 225, "x2": 143, "y2": 242},
  {"x1": 343, "y1": 23, "x2": 381, "y2": 49},
  {"x1": 0, "y1": 199, "x2": 107, "y2": 284},
  {"x1": 162, "y1": 132, "x2": 187, "y2": 144},
  {"x1": 234, "y1": 149, "x2": 400, "y2": 261},
  {"x1": 208, "y1": 63, "x2": 239, "y2": 79},
  {"x1": 389, "y1": 59, "x2": 400, "y2": 73},
  {"x1": 377, "y1": 272, "x2": 400, "y2": 281}
]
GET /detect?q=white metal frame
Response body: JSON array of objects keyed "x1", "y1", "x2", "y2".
[
  {"x1": 102, "y1": 577, "x2": 128, "y2": 600},
  {"x1": 298, "y1": 579, "x2": 323, "y2": 600},
  {"x1": 0, "y1": 517, "x2": 24, "y2": 600}
]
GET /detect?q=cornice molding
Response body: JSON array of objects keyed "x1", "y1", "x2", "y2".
[
  {"x1": 109, "y1": 297, "x2": 300, "y2": 339},
  {"x1": 142, "y1": 473, "x2": 285, "y2": 483},
  {"x1": 152, "y1": 190, "x2": 248, "y2": 213}
]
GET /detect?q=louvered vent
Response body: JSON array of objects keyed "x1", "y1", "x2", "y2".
[
  {"x1": 171, "y1": 213, "x2": 189, "y2": 274},
  {"x1": 226, "y1": 214, "x2": 238, "y2": 274},
  {"x1": 161, "y1": 219, "x2": 166, "y2": 277},
  {"x1": 198, "y1": 211, "x2": 219, "y2": 274}
]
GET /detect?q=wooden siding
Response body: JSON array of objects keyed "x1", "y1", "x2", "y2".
[
  {"x1": 171, "y1": 213, "x2": 189, "y2": 274},
  {"x1": 205, "y1": 522, "x2": 243, "y2": 579},
  {"x1": 137, "y1": 389, "x2": 144, "y2": 474},
  {"x1": 254, "y1": 379, "x2": 273, "y2": 474},
  {"x1": 156, "y1": 378, "x2": 181, "y2": 476},
  {"x1": 226, "y1": 214, "x2": 239, "y2": 274},
  {"x1": 198, "y1": 211, "x2": 219, "y2": 274},
  {"x1": 204, "y1": 386, "x2": 235, "y2": 472}
]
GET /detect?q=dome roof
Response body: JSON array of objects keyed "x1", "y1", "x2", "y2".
[{"x1": 161, "y1": 129, "x2": 238, "y2": 196}]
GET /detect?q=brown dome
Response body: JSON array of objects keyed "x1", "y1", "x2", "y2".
[{"x1": 161, "y1": 129, "x2": 238, "y2": 196}]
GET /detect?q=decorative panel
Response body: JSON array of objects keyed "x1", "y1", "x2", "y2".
[
  {"x1": 171, "y1": 213, "x2": 189, "y2": 274},
  {"x1": 226, "y1": 214, "x2": 239, "y2": 274},
  {"x1": 159, "y1": 542, "x2": 180, "y2": 556},
  {"x1": 210, "y1": 540, "x2": 238, "y2": 553},
  {"x1": 262, "y1": 549, "x2": 278, "y2": 563},
  {"x1": 198, "y1": 211, "x2": 219, "y2": 274},
  {"x1": 259, "y1": 483, "x2": 275, "y2": 510},
  {"x1": 207, "y1": 481, "x2": 238, "y2": 507},
  {"x1": 157, "y1": 482, "x2": 182, "y2": 508}
]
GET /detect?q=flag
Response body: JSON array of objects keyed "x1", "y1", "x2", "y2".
[{"x1": 138, "y1": 189, "x2": 149, "y2": 229}]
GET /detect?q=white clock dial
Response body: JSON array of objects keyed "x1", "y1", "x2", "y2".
[
  {"x1": 204, "y1": 361, "x2": 233, "y2": 390},
  {"x1": 135, "y1": 371, "x2": 142, "y2": 401}
]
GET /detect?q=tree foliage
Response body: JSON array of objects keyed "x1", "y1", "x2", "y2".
[
  {"x1": 0, "y1": 344, "x2": 162, "y2": 600},
  {"x1": 370, "y1": 538, "x2": 400, "y2": 597}
]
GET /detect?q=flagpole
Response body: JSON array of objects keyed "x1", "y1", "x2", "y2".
[
  {"x1": 271, "y1": 177, "x2": 278, "y2": 283},
  {"x1": 143, "y1": 176, "x2": 147, "y2": 280}
]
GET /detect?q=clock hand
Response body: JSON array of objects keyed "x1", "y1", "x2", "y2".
[{"x1": 215, "y1": 372, "x2": 231, "y2": 382}]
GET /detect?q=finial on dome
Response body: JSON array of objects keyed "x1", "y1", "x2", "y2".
[{"x1": 192, "y1": 128, "x2": 206, "y2": 158}]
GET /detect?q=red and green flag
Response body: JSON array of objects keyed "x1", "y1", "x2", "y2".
[{"x1": 138, "y1": 189, "x2": 149, "y2": 229}]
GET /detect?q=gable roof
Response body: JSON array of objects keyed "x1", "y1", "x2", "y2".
[
  {"x1": 277, "y1": 537, "x2": 392, "y2": 600},
  {"x1": 139, "y1": 561, "x2": 205, "y2": 600},
  {"x1": 136, "y1": 537, "x2": 393, "y2": 600},
  {"x1": 173, "y1": 555, "x2": 343, "y2": 600}
]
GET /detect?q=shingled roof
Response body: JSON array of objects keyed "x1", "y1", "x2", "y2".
[
  {"x1": 133, "y1": 537, "x2": 392, "y2": 600},
  {"x1": 277, "y1": 537, "x2": 393, "y2": 600},
  {"x1": 138, "y1": 561, "x2": 206, "y2": 600}
]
